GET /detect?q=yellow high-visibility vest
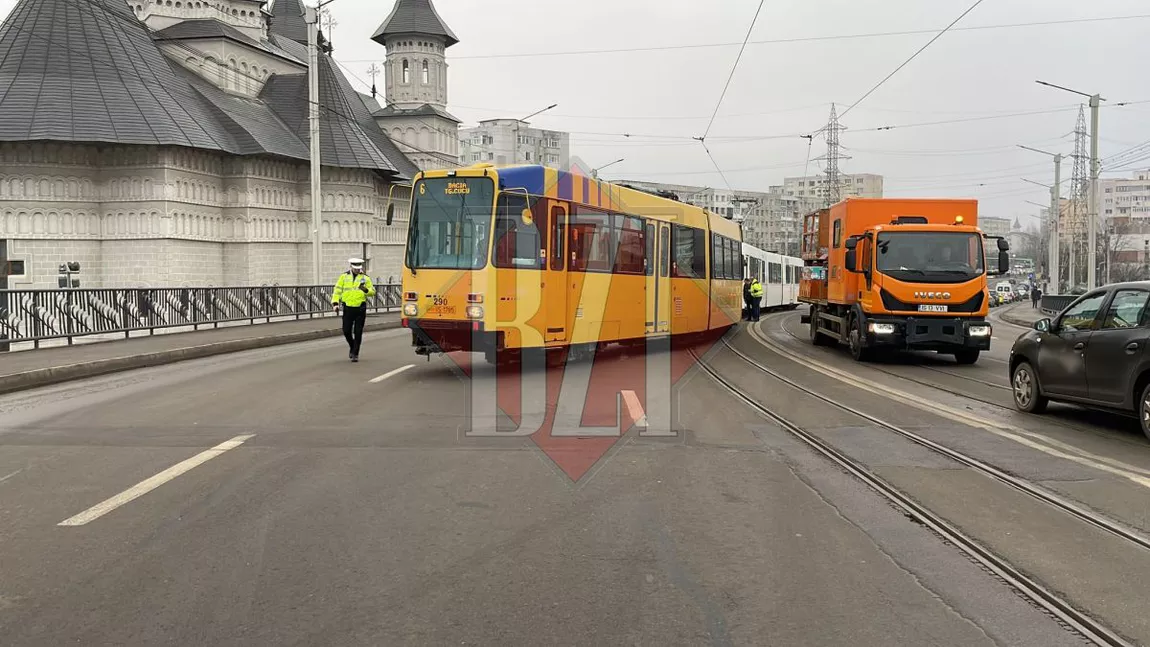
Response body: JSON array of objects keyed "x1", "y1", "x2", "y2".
[
  {"x1": 750, "y1": 280, "x2": 763, "y2": 298},
  {"x1": 332, "y1": 272, "x2": 375, "y2": 307}
]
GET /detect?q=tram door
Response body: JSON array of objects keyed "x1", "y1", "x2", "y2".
[{"x1": 545, "y1": 201, "x2": 568, "y2": 343}]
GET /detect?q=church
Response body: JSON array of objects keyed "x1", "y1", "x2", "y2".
[{"x1": 0, "y1": 0, "x2": 461, "y2": 289}]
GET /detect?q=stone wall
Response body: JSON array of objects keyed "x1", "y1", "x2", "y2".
[{"x1": 0, "y1": 142, "x2": 410, "y2": 289}]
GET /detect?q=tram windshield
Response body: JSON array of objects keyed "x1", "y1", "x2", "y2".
[{"x1": 405, "y1": 177, "x2": 495, "y2": 270}]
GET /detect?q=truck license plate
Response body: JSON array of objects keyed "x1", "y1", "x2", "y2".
[{"x1": 918, "y1": 304, "x2": 948, "y2": 312}]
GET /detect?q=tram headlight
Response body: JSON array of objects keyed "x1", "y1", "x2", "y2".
[
  {"x1": 466, "y1": 305, "x2": 484, "y2": 319},
  {"x1": 968, "y1": 324, "x2": 991, "y2": 337},
  {"x1": 403, "y1": 303, "x2": 418, "y2": 316}
]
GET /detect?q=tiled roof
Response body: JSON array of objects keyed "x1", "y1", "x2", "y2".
[
  {"x1": 153, "y1": 19, "x2": 303, "y2": 65},
  {"x1": 0, "y1": 0, "x2": 232, "y2": 149},
  {"x1": 268, "y1": 0, "x2": 309, "y2": 44},
  {"x1": 373, "y1": 103, "x2": 460, "y2": 124},
  {"x1": 371, "y1": 0, "x2": 459, "y2": 48},
  {"x1": 0, "y1": 0, "x2": 417, "y2": 178}
]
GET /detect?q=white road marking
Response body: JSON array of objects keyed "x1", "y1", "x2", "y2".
[
  {"x1": 369, "y1": 364, "x2": 415, "y2": 384},
  {"x1": 0, "y1": 469, "x2": 23, "y2": 484},
  {"x1": 620, "y1": 389, "x2": 648, "y2": 431},
  {"x1": 58, "y1": 435, "x2": 255, "y2": 527},
  {"x1": 754, "y1": 321, "x2": 1150, "y2": 488}
]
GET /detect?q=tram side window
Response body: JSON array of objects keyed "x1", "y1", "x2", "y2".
[
  {"x1": 614, "y1": 215, "x2": 646, "y2": 275},
  {"x1": 493, "y1": 193, "x2": 543, "y2": 269},
  {"x1": 749, "y1": 257, "x2": 761, "y2": 282},
  {"x1": 728, "y1": 238, "x2": 742, "y2": 280},
  {"x1": 672, "y1": 224, "x2": 706, "y2": 278},
  {"x1": 710, "y1": 233, "x2": 726, "y2": 280},
  {"x1": 549, "y1": 205, "x2": 565, "y2": 271},
  {"x1": 570, "y1": 209, "x2": 613, "y2": 272},
  {"x1": 645, "y1": 223, "x2": 655, "y2": 276},
  {"x1": 769, "y1": 262, "x2": 782, "y2": 284},
  {"x1": 785, "y1": 265, "x2": 792, "y2": 284}
]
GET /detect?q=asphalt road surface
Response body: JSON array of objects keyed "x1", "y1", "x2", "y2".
[{"x1": 0, "y1": 326, "x2": 1117, "y2": 646}]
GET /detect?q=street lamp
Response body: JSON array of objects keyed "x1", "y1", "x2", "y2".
[
  {"x1": 1019, "y1": 144, "x2": 1065, "y2": 294},
  {"x1": 591, "y1": 158, "x2": 624, "y2": 179},
  {"x1": 1036, "y1": 81, "x2": 1104, "y2": 289},
  {"x1": 513, "y1": 103, "x2": 558, "y2": 164}
]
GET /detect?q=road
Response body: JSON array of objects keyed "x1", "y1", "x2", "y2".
[{"x1": 0, "y1": 322, "x2": 1143, "y2": 645}]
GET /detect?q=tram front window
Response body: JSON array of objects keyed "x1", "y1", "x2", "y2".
[{"x1": 406, "y1": 177, "x2": 495, "y2": 270}]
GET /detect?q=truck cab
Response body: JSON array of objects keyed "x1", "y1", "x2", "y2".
[{"x1": 801, "y1": 199, "x2": 1010, "y2": 364}]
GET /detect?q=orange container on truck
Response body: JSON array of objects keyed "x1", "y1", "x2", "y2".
[{"x1": 799, "y1": 198, "x2": 1010, "y2": 364}]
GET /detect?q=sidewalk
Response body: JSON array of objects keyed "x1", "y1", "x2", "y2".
[
  {"x1": 997, "y1": 302, "x2": 1043, "y2": 328},
  {"x1": 0, "y1": 313, "x2": 401, "y2": 395}
]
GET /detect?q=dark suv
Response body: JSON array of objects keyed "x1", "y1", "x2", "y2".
[{"x1": 1009, "y1": 282, "x2": 1150, "y2": 440}]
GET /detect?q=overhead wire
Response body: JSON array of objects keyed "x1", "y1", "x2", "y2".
[
  {"x1": 701, "y1": 0, "x2": 766, "y2": 141},
  {"x1": 338, "y1": 14, "x2": 1150, "y2": 63},
  {"x1": 838, "y1": 0, "x2": 987, "y2": 120}
]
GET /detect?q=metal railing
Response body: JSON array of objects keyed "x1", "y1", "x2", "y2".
[
  {"x1": 0, "y1": 283, "x2": 401, "y2": 350},
  {"x1": 1040, "y1": 294, "x2": 1076, "y2": 316}
]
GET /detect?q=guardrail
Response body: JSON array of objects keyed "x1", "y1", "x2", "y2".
[
  {"x1": 0, "y1": 283, "x2": 401, "y2": 350},
  {"x1": 1040, "y1": 294, "x2": 1076, "y2": 317}
]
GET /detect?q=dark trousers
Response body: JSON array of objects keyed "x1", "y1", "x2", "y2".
[
  {"x1": 342, "y1": 305, "x2": 367, "y2": 356},
  {"x1": 750, "y1": 301, "x2": 761, "y2": 321}
]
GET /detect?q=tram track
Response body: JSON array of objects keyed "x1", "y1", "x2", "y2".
[
  {"x1": 690, "y1": 328, "x2": 1150, "y2": 647},
  {"x1": 771, "y1": 311, "x2": 1149, "y2": 450}
]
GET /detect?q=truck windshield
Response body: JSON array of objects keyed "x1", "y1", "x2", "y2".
[
  {"x1": 875, "y1": 232, "x2": 984, "y2": 283},
  {"x1": 405, "y1": 177, "x2": 495, "y2": 270}
]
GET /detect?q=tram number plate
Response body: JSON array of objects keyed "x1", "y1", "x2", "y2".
[
  {"x1": 428, "y1": 305, "x2": 456, "y2": 315},
  {"x1": 918, "y1": 304, "x2": 948, "y2": 312}
]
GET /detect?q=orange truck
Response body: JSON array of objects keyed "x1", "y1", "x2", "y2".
[{"x1": 799, "y1": 198, "x2": 1010, "y2": 364}]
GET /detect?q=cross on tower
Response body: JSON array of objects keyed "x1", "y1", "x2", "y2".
[{"x1": 367, "y1": 63, "x2": 381, "y2": 98}]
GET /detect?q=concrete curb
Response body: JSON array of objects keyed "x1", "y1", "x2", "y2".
[{"x1": 0, "y1": 320, "x2": 403, "y2": 396}]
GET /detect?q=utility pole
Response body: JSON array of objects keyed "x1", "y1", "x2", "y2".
[
  {"x1": 306, "y1": 5, "x2": 322, "y2": 284},
  {"x1": 1089, "y1": 94, "x2": 1102, "y2": 287},
  {"x1": 1019, "y1": 145, "x2": 1063, "y2": 293},
  {"x1": 1037, "y1": 80, "x2": 1105, "y2": 289}
]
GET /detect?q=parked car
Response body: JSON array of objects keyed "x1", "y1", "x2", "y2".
[{"x1": 1009, "y1": 281, "x2": 1150, "y2": 440}]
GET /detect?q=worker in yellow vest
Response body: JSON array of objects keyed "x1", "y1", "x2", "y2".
[
  {"x1": 749, "y1": 278, "x2": 764, "y2": 321},
  {"x1": 332, "y1": 258, "x2": 376, "y2": 362}
]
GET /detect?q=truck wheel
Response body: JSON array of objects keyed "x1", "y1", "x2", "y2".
[
  {"x1": 954, "y1": 349, "x2": 980, "y2": 365},
  {"x1": 848, "y1": 316, "x2": 873, "y2": 362},
  {"x1": 1012, "y1": 361, "x2": 1048, "y2": 413},
  {"x1": 809, "y1": 307, "x2": 830, "y2": 346}
]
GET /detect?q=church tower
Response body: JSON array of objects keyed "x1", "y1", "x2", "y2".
[{"x1": 370, "y1": 0, "x2": 461, "y2": 171}]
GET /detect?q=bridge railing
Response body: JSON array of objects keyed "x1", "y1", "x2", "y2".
[
  {"x1": 1039, "y1": 294, "x2": 1077, "y2": 317},
  {"x1": 0, "y1": 283, "x2": 401, "y2": 350}
]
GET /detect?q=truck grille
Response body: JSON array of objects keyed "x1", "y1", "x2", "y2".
[{"x1": 880, "y1": 288, "x2": 983, "y2": 313}]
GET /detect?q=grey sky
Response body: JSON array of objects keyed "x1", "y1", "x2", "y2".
[{"x1": 4, "y1": 0, "x2": 1147, "y2": 225}]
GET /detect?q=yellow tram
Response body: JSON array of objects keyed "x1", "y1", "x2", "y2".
[{"x1": 395, "y1": 164, "x2": 743, "y2": 363}]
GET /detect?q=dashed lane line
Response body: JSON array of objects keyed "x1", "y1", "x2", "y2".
[
  {"x1": 58, "y1": 435, "x2": 255, "y2": 527},
  {"x1": 369, "y1": 364, "x2": 415, "y2": 384}
]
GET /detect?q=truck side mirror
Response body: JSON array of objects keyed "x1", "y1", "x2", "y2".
[
  {"x1": 998, "y1": 250, "x2": 1009, "y2": 274},
  {"x1": 385, "y1": 204, "x2": 395, "y2": 226},
  {"x1": 997, "y1": 238, "x2": 1010, "y2": 252},
  {"x1": 844, "y1": 236, "x2": 858, "y2": 250},
  {"x1": 845, "y1": 249, "x2": 858, "y2": 273}
]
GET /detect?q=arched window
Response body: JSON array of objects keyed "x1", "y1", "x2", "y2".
[
  {"x1": 422, "y1": 60, "x2": 429, "y2": 84},
  {"x1": 402, "y1": 59, "x2": 409, "y2": 84}
]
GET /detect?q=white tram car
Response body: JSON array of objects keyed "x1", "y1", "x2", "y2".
[{"x1": 742, "y1": 243, "x2": 803, "y2": 311}]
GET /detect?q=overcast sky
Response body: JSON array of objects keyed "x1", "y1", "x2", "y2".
[{"x1": 4, "y1": 0, "x2": 1148, "y2": 226}]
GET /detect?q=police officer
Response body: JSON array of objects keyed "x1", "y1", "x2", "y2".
[
  {"x1": 749, "y1": 278, "x2": 764, "y2": 321},
  {"x1": 332, "y1": 258, "x2": 375, "y2": 362}
]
